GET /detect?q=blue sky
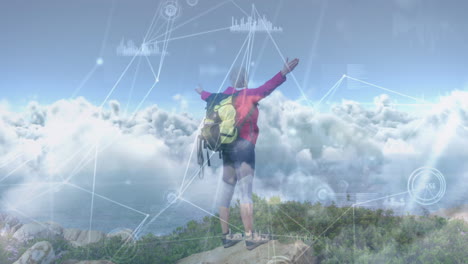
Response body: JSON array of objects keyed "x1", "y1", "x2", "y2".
[
  {"x1": 1, "y1": 0, "x2": 468, "y2": 234},
  {"x1": 2, "y1": 0, "x2": 468, "y2": 115}
]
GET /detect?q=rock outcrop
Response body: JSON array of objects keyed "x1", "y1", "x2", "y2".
[
  {"x1": 13, "y1": 241, "x2": 55, "y2": 264},
  {"x1": 176, "y1": 240, "x2": 316, "y2": 264},
  {"x1": 61, "y1": 260, "x2": 116, "y2": 264},
  {"x1": 0, "y1": 215, "x2": 131, "y2": 264},
  {"x1": 63, "y1": 228, "x2": 106, "y2": 247},
  {"x1": 107, "y1": 228, "x2": 134, "y2": 241},
  {"x1": 0, "y1": 213, "x2": 23, "y2": 237},
  {"x1": 432, "y1": 204, "x2": 468, "y2": 223},
  {"x1": 12, "y1": 222, "x2": 63, "y2": 242},
  {"x1": 3, "y1": 218, "x2": 112, "y2": 247}
]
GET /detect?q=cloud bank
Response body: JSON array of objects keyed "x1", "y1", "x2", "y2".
[{"x1": 0, "y1": 91, "x2": 467, "y2": 233}]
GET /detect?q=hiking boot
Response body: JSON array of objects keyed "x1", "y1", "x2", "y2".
[
  {"x1": 221, "y1": 231, "x2": 243, "y2": 248},
  {"x1": 245, "y1": 232, "x2": 270, "y2": 250}
]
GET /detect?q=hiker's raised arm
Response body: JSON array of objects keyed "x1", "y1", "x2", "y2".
[
  {"x1": 195, "y1": 85, "x2": 212, "y2": 101},
  {"x1": 247, "y1": 58, "x2": 299, "y2": 101},
  {"x1": 281, "y1": 58, "x2": 299, "y2": 77}
]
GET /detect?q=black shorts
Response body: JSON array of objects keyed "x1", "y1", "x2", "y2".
[{"x1": 222, "y1": 137, "x2": 256, "y2": 171}]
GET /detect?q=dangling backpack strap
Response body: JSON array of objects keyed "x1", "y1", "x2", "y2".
[
  {"x1": 197, "y1": 136, "x2": 205, "y2": 179},
  {"x1": 202, "y1": 139, "x2": 211, "y2": 167},
  {"x1": 206, "y1": 149, "x2": 211, "y2": 167},
  {"x1": 197, "y1": 136, "x2": 203, "y2": 165}
]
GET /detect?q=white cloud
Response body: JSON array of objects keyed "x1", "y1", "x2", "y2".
[
  {"x1": 172, "y1": 93, "x2": 189, "y2": 112},
  {"x1": 0, "y1": 91, "x2": 467, "y2": 233},
  {"x1": 254, "y1": 91, "x2": 467, "y2": 211}
]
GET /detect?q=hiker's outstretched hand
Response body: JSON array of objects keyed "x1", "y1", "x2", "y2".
[
  {"x1": 281, "y1": 58, "x2": 299, "y2": 77},
  {"x1": 195, "y1": 85, "x2": 203, "y2": 95}
]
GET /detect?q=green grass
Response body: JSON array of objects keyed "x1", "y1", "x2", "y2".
[{"x1": 2, "y1": 195, "x2": 467, "y2": 264}]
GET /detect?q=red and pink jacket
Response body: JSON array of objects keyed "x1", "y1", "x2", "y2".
[{"x1": 201, "y1": 71, "x2": 286, "y2": 145}]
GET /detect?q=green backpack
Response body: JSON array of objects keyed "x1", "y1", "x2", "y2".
[{"x1": 197, "y1": 92, "x2": 254, "y2": 177}]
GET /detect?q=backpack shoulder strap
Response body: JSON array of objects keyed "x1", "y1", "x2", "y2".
[
  {"x1": 237, "y1": 106, "x2": 255, "y2": 129},
  {"x1": 234, "y1": 90, "x2": 256, "y2": 129}
]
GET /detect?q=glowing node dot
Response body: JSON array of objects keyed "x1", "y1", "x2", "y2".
[
  {"x1": 165, "y1": 6, "x2": 177, "y2": 17},
  {"x1": 186, "y1": 0, "x2": 198, "y2": 6},
  {"x1": 314, "y1": 185, "x2": 335, "y2": 204},
  {"x1": 161, "y1": 1, "x2": 180, "y2": 20},
  {"x1": 317, "y1": 189, "x2": 328, "y2": 200},
  {"x1": 407, "y1": 167, "x2": 446, "y2": 206},
  {"x1": 105, "y1": 228, "x2": 139, "y2": 262},
  {"x1": 165, "y1": 190, "x2": 179, "y2": 204},
  {"x1": 338, "y1": 180, "x2": 349, "y2": 191},
  {"x1": 96, "y1": 58, "x2": 104, "y2": 65}
]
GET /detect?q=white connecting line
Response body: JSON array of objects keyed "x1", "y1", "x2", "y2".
[
  {"x1": 0, "y1": 151, "x2": 23, "y2": 169},
  {"x1": 177, "y1": 4, "x2": 259, "y2": 248},
  {"x1": 1, "y1": 0, "x2": 169, "y2": 235},
  {"x1": 1, "y1": 47, "x2": 140, "y2": 185},
  {"x1": 139, "y1": 2, "x2": 312, "y2": 243},
  {"x1": 0, "y1": 0, "x2": 233, "y2": 243},
  {"x1": 3, "y1": 1, "x2": 456, "y2": 252},
  {"x1": 251, "y1": 3, "x2": 435, "y2": 112},
  {"x1": 10, "y1": 116, "x2": 160, "y2": 221},
  {"x1": 145, "y1": 0, "x2": 231, "y2": 43},
  {"x1": 124, "y1": 56, "x2": 143, "y2": 114},
  {"x1": 81, "y1": 0, "x2": 239, "y2": 237},
  {"x1": 137, "y1": 29, "x2": 254, "y2": 236},
  {"x1": 47, "y1": 7, "x2": 216, "y2": 237},
  {"x1": 172, "y1": 22, "x2": 256, "y2": 238},
  {"x1": 1, "y1": 0, "x2": 231, "y2": 198},
  {"x1": 345, "y1": 75, "x2": 430, "y2": 104},
  {"x1": 146, "y1": 20, "x2": 169, "y2": 44},
  {"x1": 253, "y1": 6, "x2": 313, "y2": 108},
  {"x1": 88, "y1": 142, "x2": 99, "y2": 243},
  {"x1": 84, "y1": 0, "x2": 185, "y2": 240},
  {"x1": 146, "y1": 26, "x2": 232, "y2": 44},
  {"x1": 156, "y1": 15, "x2": 175, "y2": 82},
  {"x1": 138, "y1": 2, "x2": 442, "y2": 244},
  {"x1": 70, "y1": 64, "x2": 100, "y2": 98},
  {"x1": 142, "y1": 1, "x2": 164, "y2": 43},
  {"x1": 315, "y1": 75, "x2": 346, "y2": 108},
  {"x1": 178, "y1": 29, "x2": 252, "y2": 193},
  {"x1": 71, "y1": 1, "x2": 115, "y2": 99},
  {"x1": 179, "y1": 196, "x2": 244, "y2": 233}
]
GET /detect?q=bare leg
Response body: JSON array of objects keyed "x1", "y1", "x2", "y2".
[
  {"x1": 219, "y1": 165, "x2": 236, "y2": 234},
  {"x1": 238, "y1": 162, "x2": 254, "y2": 234},
  {"x1": 219, "y1": 206, "x2": 230, "y2": 234},
  {"x1": 240, "y1": 203, "x2": 253, "y2": 234}
]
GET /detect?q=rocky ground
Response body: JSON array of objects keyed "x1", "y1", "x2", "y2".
[
  {"x1": 1, "y1": 205, "x2": 466, "y2": 264},
  {"x1": 431, "y1": 204, "x2": 468, "y2": 222},
  {"x1": 176, "y1": 240, "x2": 315, "y2": 264},
  {"x1": 0, "y1": 213, "x2": 131, "y2": 264},
  {"x1": 0, "y1": 212, "x2": 317, "y2": 264}
]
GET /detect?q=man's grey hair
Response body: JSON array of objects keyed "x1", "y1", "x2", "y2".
[{"x1": 229, "y1": 67, "x2": 249, "y2": 88}]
